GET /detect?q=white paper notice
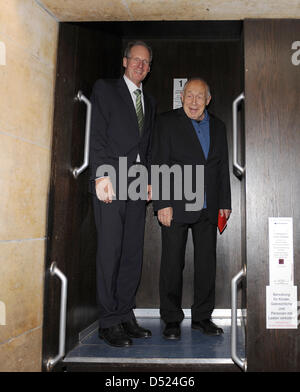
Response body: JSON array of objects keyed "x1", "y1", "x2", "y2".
[
  {"x1": 269, "y1": 217, "x2": 294, "y2": 285},
  {"x1": 266, "y1": 285, "x2": 298, "y2": 329},
  {"x1": 173, "y1": 78, "x2": 187, "y2": 109}
]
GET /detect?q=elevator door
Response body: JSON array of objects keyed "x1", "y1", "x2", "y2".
[{"x1": 42, "y1": 23, "x2": 122, "y2": 370}]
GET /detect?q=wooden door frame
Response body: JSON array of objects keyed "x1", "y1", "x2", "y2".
[{"x1": 42, "y1": 22, "x2": 122, "y2": 371}]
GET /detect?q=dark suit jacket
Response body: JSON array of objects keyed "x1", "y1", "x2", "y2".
[
  {"x1": 151, "y1": 107, "x2": 231, "y2": 225},
  {"x1": 89, "y1": 78, "x2": 156, "y2": 194}
]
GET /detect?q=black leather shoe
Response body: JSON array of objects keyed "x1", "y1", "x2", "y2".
[
  {"x1": 163, "y1": 322, "x2": 181, "y2": 340},
  {"x1": 98, "y1": 324, "x2": 133, "y2": 347},
  {"x1": 192, "y1": 319, "x2": 224, "y2": 336},
  {"x1": 122, "y1": 318, "x2": 152, "y2": 338}
]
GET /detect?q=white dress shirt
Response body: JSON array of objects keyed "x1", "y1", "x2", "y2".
[
  {"x1": 123, "y1": 75, "x2": 143, "y2": 162},
  {"x1": 123, "y1": 74, "x2": 145, "y2": 113}
]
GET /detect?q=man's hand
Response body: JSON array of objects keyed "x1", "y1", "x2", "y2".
[
  {"x1": 95, "y1": 177, "x2": 115, "y2": 203},
  {"x1": 219, "y1": 209, "x2": 231, "y2": 220},
  {"x1": 158, "y1": 207, "x2": 173, "y2": 227}
]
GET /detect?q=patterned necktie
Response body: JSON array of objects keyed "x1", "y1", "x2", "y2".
[{"x1": 134, "y1": 89, "x2": 144, "y2": 135}]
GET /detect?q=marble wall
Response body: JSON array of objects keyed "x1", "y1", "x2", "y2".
[
  {"x1": 0, "y1": 0, "x2": 58, "y2": 371},
  {"x1": 0, "y1": 0, "x2": 298, "y2": 374}
]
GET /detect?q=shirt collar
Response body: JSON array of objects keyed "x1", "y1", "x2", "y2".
[
  {"x1": 191, "y1": 109, "x2": 209, "y2": 126},
  {"x1": 123, "y1": 74, "x2": 143, "y2": 95}
]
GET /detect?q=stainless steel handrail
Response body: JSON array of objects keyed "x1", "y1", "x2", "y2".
[
  {"x1": 73, "y1": 90, "x2": 91, "y2": 178},
  {"x1": 46, "y1": 262, "x2": 68, "y2": 371},
  {"x1": 232, "y1": 92, "x2": 245, "y2": 177},
  {"x1": 231, "y1": 265, "x2": 247, "y2": 371}
]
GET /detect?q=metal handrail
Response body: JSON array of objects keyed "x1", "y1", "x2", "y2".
[
  {"x1": 231, "y1": 265, "x2": 247, "y2": 371},
  {"x1": 46, "y1": 262, "x2": 68, "y2": 371},
  {"x1": 232, "y1": 92, "x2": 245, "y2": 177},
  {"x1": 73, "y1": 90, "x2": 92, "y2": 178}
]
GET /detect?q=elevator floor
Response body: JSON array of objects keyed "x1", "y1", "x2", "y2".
[{"x1": 63, "y1": 317, "x2": 245, "y2": 368}]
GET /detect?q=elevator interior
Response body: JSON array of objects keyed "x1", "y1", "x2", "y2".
[{"x1": 42, "y1": 20, "x2": 246, "y2": 372}]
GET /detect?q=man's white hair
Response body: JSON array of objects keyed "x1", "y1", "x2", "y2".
[{"x1": 183, "y1": 77, "x2": 211, "y2": 98}]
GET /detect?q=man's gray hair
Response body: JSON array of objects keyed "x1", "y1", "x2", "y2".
[
  {"x1": 184, "y1": 77, "x2": 211, "y2": 98},
  {"x1": 124, "y1": 40, "x2": 153, "y2": 63}
]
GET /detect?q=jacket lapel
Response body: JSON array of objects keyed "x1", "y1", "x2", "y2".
[
  {"x1": 207, "y1": 114, "x2": 215, "y2": 160},
  {"x1": 142, "y1": 93, "x2": 151, "y2": 134}
]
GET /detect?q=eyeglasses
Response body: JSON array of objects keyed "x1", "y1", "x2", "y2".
[{"x1": 127, "y1": 57, "x2": 151, "y2": 67}]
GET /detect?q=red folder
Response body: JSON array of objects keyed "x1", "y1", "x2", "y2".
[{"x1": 218, "y1": 211, "x2": 227, "y2": 234}]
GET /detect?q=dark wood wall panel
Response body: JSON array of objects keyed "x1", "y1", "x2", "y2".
[
  {"x1": 42, "y1": 24, "x2": 122, "y2": 370},
  {"x1": 42, "y1": 24, "x2": 79, "y2": 370},
  {"x1": 245, "y1": 19, "x2": 300, "y2": 371},
  {"x1": 67, "y1": 25, "x2": 122, "y2": 351}
]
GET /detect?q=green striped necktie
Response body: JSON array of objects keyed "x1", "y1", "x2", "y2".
[{"x1": 134, "y1": 89, "x2": 144, "y2": 135}]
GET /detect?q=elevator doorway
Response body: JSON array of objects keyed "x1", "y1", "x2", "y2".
[{"x1": 42, "y1": 20, "x2": 246, "y2": 372}]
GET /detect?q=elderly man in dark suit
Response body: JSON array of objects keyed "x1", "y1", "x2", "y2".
[
  {"x1": 152, "y1": 78, "x2": 231, "y2": 340},
  {"x1": 89, "y1": 41, "x2": 156, "y2": 347}
]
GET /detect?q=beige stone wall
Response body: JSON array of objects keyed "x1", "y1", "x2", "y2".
[
  {"x1": 0, "y1": 0, "x2": 298, "y2": 374},
  {"x1": 0, "y1": 0, "x2": 58, "y2": 371},
  {"x1": 39, "y1": 0, "x2": 300, "y2": 21}
]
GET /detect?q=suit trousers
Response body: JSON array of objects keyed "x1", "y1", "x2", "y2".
[
  {"x1": 159, "y1": 209, "x2": 217, "y2": 323},
  {"x1": 92, "y1": 195, "x2": 146, "y2": 328}
]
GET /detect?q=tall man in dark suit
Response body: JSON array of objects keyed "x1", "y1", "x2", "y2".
[
  {"x1": 89, "y1": 41, "x2": 156, "y2": 347},
  {"x1": 152, "y1": 78, "x2": 231, "y2": 339}
]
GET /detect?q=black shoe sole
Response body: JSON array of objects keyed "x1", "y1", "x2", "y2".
[
  {"x1": 163, "y1": 334, "x2": 181, "y2": 340},
  {"x1": 98, "y1": 333, "x2": 133, "y2": 347},
  {"x1": 191, "y1": 324, "x2": 223, "y2": 336},
  {"x1": 122, "y1": 322, "x2": 152, "y2": 339},
  {"x1": 126, "y1": 332, "x2": 152, "y2": 339},
  {"x1": 163, "y1": 329, "x2": 181, "y2": 340}
]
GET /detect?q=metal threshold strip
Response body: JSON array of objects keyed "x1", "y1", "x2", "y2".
[{"x1": 63, "y1": 357, "x2": 237, "y2": 364}]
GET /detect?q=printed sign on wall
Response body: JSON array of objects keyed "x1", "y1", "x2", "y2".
[
  {"x1": 266, "y1": 285, "x2": 298, "y2": 329},
  {"x1": 269, "y1": 217, "x2": 294, "y2": 285},
  {"x1": 173, "y1": 78, "x2": 187, "y2": 109},
  {"x1": 267, "y1": 218, "x2": 298, "y2": 329}
]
